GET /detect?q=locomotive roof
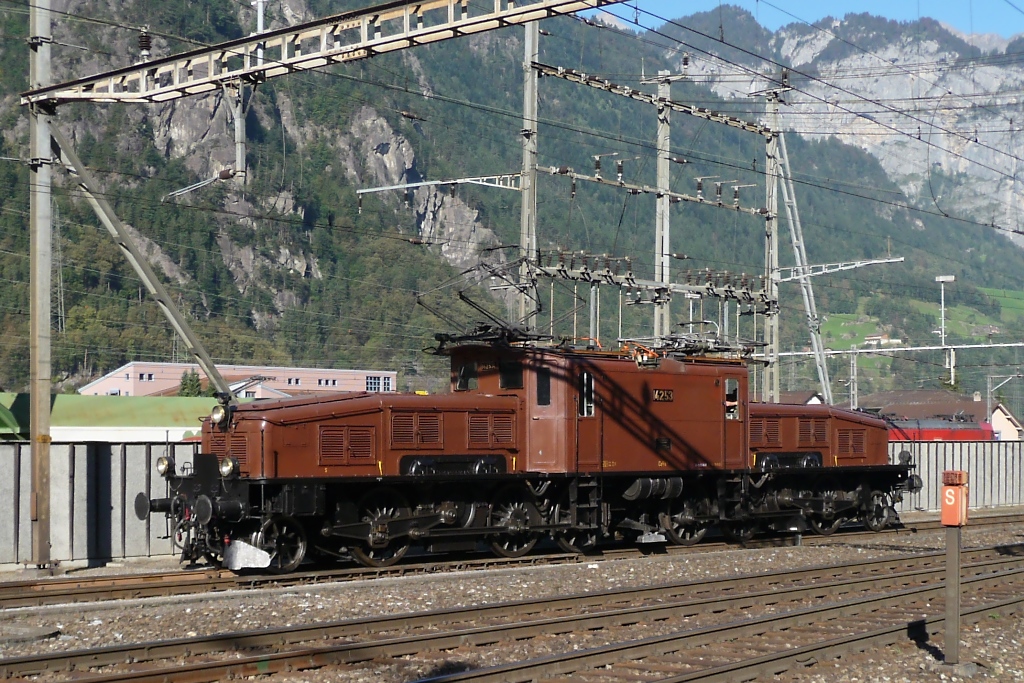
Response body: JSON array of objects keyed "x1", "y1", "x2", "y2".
[
  {"x1": 446, "y1": 341, "x2": 750, "y2": 366},
  {"x1": 225, "y1": 390, "x2": 518, "y2": 423},
  {"x1": 749, "y1": 402, "x2": 887, "y2": 429},
  {"x1": 432, "y1": 324, "x2": 755, "y2": 366}
]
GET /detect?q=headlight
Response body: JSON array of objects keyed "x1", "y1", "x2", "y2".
[
  {"x1": 218, "y1": 456, "x2": 239, "y2": 478},
  {"x1": 210, "y1": 404, "x2": 227, "y2": 425},
  {"x1": 156, "y1": 456, "x2": 174, "y2": 476}
]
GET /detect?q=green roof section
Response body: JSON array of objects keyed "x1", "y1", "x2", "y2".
[{"x1": 0, "y1": 394, "x2": 220, "y2": 439}]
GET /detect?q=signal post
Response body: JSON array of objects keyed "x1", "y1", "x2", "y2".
[{"x1": 941, "y1": 470, "x2": 968, "y2": 666}]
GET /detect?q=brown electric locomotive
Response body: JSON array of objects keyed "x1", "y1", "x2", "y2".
[{"x1": 136, "y1": 332, "x2": 921, "y2": 572}]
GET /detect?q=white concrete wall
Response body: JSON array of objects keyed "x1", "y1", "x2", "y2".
[
  {"x1": 0, "y1": 440, "x2": 1020, "y2": 568},
  {"x1": 890, "y1": 441, "x2": 1024, "y2": 512},
  {"x1": 0, "y1": 441, "x2": 195, "y2": 568}
]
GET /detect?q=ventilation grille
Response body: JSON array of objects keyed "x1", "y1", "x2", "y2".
[
  {"x1": 799, "y1": 419, "x2": 829, "y2": 445},
  {"x1": 319, "y1": 426, "x2": 375, "y2": 466},
  {"x1": 492, "y1": 415, "x2": 514, "y2": 444},
  {"x1": 750, "y1": 419, "x2": 764, "y2": 445},
  {"x1": 320, "y1": 426, "x2": 347, "y2": 465},
  {"x1": 469, "y1": 416, "x2": 490, "y2": 445},
  {"x1": 813, "y1": 419, "x2": 828, "y2": 443},
  {"x1": 468, "y1": 414, "x2": 516, "y2": 448},
  {"x1": 838, "y1": 429, "x2": 866, "y2": 455},
  {"x1": 349, "y1": 428, "x2": 373, "y2": 461},
  {"x1": 391, "y1": 413, "x2": 443, "y2": 448},
  {"x1": 229, "y1": 435, "x2": 247, "y2": 467},
  {"x1": 418, "y1": 414, "x2": 441, "y2": 444},
  {"x1": 208, "y1": 432, "x2": 227, "y2": 457},
  {"x1": 392, "y1": 414, "x2": 415, "y2": 445},
  {"x1": 765, "y1": 418, "x2": 780, "y2": 445}
]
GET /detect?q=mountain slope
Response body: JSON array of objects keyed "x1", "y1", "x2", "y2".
[{"x1": 0, "y1": 1, "x2": 1023, "y2": 402}]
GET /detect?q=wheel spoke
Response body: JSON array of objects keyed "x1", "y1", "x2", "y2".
[
  {"x1": 490, "y1": 485, "x2": 540, "y2": 558},
  {"x1": 257, "y1": 515, "x2": 306, "y2": 574},
  {"x1": 351, "y1": 489, "x2": 411, "y2": 568}
]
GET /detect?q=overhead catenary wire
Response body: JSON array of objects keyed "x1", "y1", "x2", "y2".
[{"x1": 8, "y1": 0, "x2": 1024, "y2": 368}]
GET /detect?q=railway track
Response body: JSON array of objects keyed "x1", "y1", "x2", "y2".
[
  {"x1": 2, "y1": 512, "x2": 1019, "y2": 610},
  {"x1": 3, "y1": 543, "x2": 1023, "y2": 681}
]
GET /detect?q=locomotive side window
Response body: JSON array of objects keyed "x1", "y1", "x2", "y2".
[
  {"x1": 578, "y1": 371, "x2": 595, "y2": 417},
  {"x1": 499, "y1": 360, "x2": 524, "y2": 389},
  {"x1": 456, "y1": 362, "x2": 478, "y2": 390},
  {"x1": 536, "y1": 367, "x2": 551, "y2": 406},
  {"x1": 725, "y1": 378, "x2": 740, "y2": 420}
]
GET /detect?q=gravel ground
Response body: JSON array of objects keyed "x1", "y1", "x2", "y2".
[{"x1": 1, "y1": 519, "x2": 1023, "y2": 682}]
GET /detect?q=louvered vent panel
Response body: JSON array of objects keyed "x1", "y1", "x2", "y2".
[
  {"x1": 229, "y1": 435, "x2": 248, "y2": 467},
  {"x1": 838, "y1": 429, "x2": 852, "y2": 454},
  {"x1": 392, "y1": 414, "x2": 415, "y2": 445},
  {"x1": 208, "y1": 432, "x2": 227, "y2": 457},
  {"x1": 468, "y1": 415, "x2": 490, "y2": 445},
  {"x1": 418, "y1": 414, "x2": 441, "y2": 444},
  {"x1": 852, "y1": 430, "x2": 866, "y2": 454},
  {"x1": 319, "y1": 427, "x2": 346, "y2": 465},
  {"x1": 749, "y1": 419, "x2": 764, "y2": 445},
  {"x1": 798, "y1": 419, "x2": 812, "y2": 444},
  {"x1": 348, "y1": 428, "x2": 374, "y2": 461},
  {"x1": 765, "y1": 419, "x2": 780, "y2": 445},
  {"x1": 813, "y1": 419, "x2": 828, "y2": 443},
  {"x1": 492, "y1": 415, "x2": 514, "y2": 444}
]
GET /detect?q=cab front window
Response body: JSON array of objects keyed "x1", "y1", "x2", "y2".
[{"x1": 456, "y1": 362, "x2": 478, "y2": 391}]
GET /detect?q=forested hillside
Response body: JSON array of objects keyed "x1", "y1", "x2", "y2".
[{"x1": 1, "y1": 0, "x2": 1023, "y2": 404}]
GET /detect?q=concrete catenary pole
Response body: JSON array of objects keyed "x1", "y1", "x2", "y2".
[
  {"x1": 28, "y1": 0, "x2": 52, "y2": 567},
  {"x1": 519, "y1": 21, "x2": 539, "y2": 330}
]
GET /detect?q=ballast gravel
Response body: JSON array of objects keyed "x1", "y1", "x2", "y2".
[{"x1": 0, "y1": 519, "x2": 1022, "y2": 682}]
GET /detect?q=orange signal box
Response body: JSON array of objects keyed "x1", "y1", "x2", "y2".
[{"x1": 941, "y1": 470, "x2": 969, "y2": 527}]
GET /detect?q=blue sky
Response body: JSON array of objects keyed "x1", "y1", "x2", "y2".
[{"x1": 600, "y1": 1, "x2": 1024, "y2": 38}]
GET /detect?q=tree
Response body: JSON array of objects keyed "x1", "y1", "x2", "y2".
[{"x1": 178, "y1": 369, "x2": 203, "y2": 397}]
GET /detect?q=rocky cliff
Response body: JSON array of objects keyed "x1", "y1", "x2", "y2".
[{"x1": 663, "y1": 9, "x2": 1024, "y2": 243}]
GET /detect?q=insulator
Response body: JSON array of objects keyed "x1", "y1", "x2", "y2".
[
  {"x1": 696, "y1": 178, "x2": 703, "y2": 199},
  {"x1": 733, "y1": 187, "x2": 740, "y2": 206},
  {"x1": 570, "y1": 179, "x2": 576, "y2": 199},
  {"x1": 357, "y1": 195, "x2": 363, "y2": 214},
  {"x1": 139, "y1": 30, "x2": 152, "y2": 52},
  {"x1": 593, "y1": 157, "x2": 601, "y2": 175},
  {"x1": 448, "y1": 184, "x2": 456, "y2": 198},
  {"x1": 682, "y1": 53, "x2": 690, "y2": 68},
  {"x1": 715, "y1": 183, "x2": 723, "y2": 202},
  {"x1": 615, "y1": 159, "x2": 623, "y2": 182}
]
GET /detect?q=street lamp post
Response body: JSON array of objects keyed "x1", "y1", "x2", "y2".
[
  {"x1": 936, "y1": 275, "x2": 954, "y2": 347},
  {"x1": 936, "y1": 275, "x2": 955, "y2": 384}
]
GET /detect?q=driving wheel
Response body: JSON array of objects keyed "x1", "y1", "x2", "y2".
[
  {"x1": 490, "y1": 485, "x2": 542, "y2": 558},
  {"x1": 350, "y1": 489, "x2": 412, "y2": 568},
  {"x1": 256, "y1": 514, "x2": 307, "y2": 573}
]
